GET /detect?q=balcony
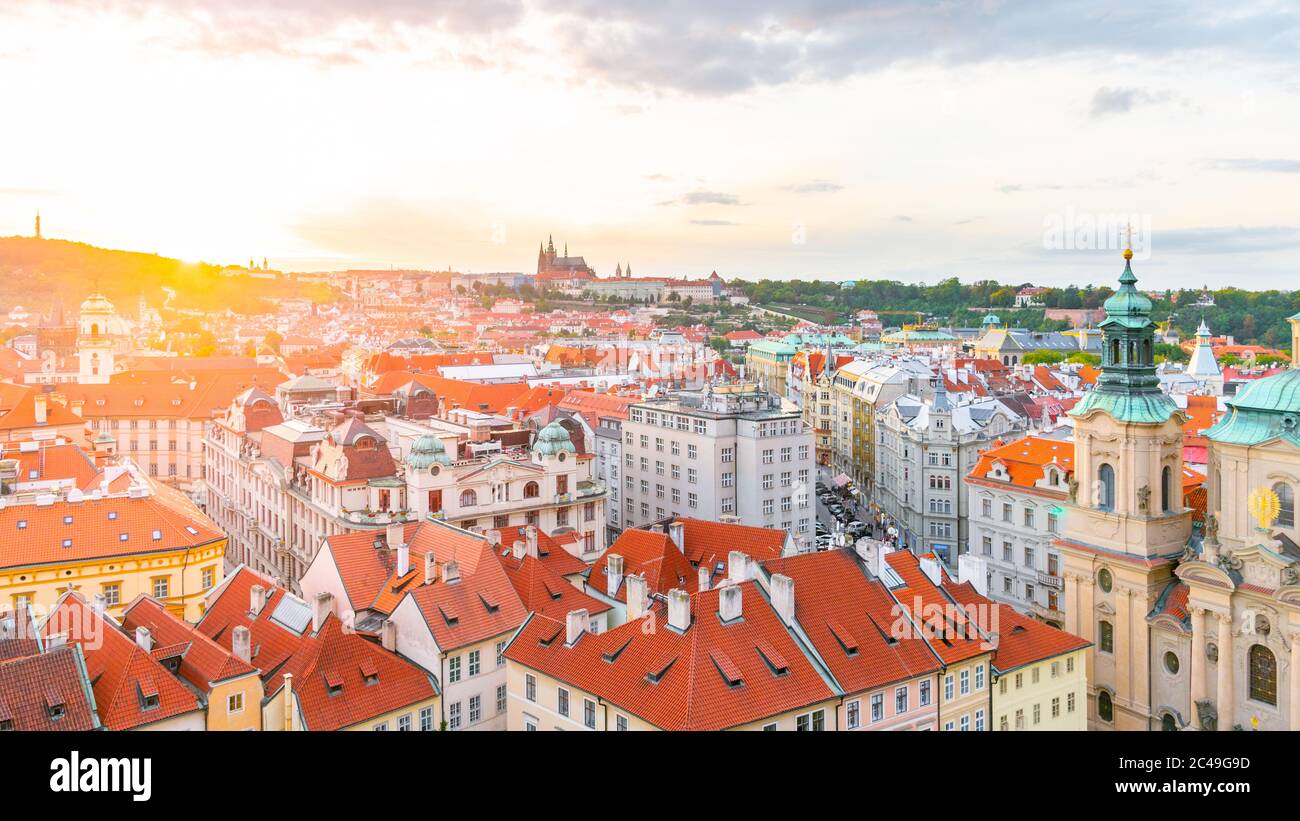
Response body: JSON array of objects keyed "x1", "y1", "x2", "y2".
[
  {"x1": 1030, "y1": 602, "x2": 1064, "y2": 622},
  {"x1": 341, "y1": 509, "x2": 418, "y2": 526},
  {"x1": 1037, "y1": 572, "x2": 1064, "y2": 590}
]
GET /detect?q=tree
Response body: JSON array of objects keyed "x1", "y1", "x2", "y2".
[
  {"x1": 1022, "y1": 349, "x2": 1065, "y2": 365},
  {"x1": 263, "y1": 330, "x2": 283, "y2": 353},
  {"x1": 1154, "y1": 342, "x2": 1187, "y2": 363},
  {"x1": 1067, "y1": 351, "x2": 1101, "y2": 366}
]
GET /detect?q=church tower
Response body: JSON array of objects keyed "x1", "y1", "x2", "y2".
[
  {"x1": 77, "y1": 292, "x2": 118, "y2": 384},
  {"x1": 1056, "y1": 245, "x2": 1192, "y2": 730}
]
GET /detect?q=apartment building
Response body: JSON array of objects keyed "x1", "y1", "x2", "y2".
[
  {"x1": 744, "y1": 339, "x2": 797, "y2": 398},
  {"x1": 622, "y1": 384, "x2": 815, "y2": 546},
  {"x1": 556, "y1": 390, "x2": 636, "y2": 543},
  {"x1": 966, "y1": 434, "x2": 1073, "y2": 626},
  {"x1": 875, "y1": 382, "x2": 1026, "y2": 560},
  {"x1": 834, "y1": 360, "x2": 928, "y2": 491}
]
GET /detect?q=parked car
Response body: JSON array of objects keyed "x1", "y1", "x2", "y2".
[{"x1": 827, "y1": 503, "x2": 845, "y2": 516}]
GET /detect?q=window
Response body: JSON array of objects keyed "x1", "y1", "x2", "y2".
[
  {"x1": 201, "y1": 567, "x2": 214, "y2": 590},
  {"x1": 974, "y1": 709, "x2": 985, "y2": 731},
  {"x1": 448, "y1": 655, "x2": 461, "y2": 683},
  {"x1": 584, "y1": 698, "x2": 596, "y2": 729},
  {"x1": 944, "y1": 675, "x2": 954, "y2": 702},
  {"x1": 525, "y1": 674, "x2": 536, "y2": 701},
  {"x1": 468, "y1": 649, "x2": 481, "y2": 677},
  {"x1": 847, "y1": 700, "x2": 861, "y2": 729},
  {"x1": 1097, "y1": 567, "x2": 1113, "y2": 592},
  {"x1": 1097, "y1": 620, "x2": 1115, "y2": 654},
  {"x1": 558, "y1": 688, "x2": 570, "y2": 717},
  {"x1": 959, "y1": 715, "x2": 969, "y2": 732},
  {"x1": 895, "y1": 686, "x2": 908, "y2": 714},
  {"x1": 919, "y1": 680, "x2": 931, "y2": 706},
  {"x1": 616, "y1": 714, "x2": 628, "y2": 731},
  {"x1": 496, "y1": 640, "x2": 507, "y2": 667},
  {"x1": 1161, "y1": 466, "x2": 1172, "y2": 513},
  {"x1": 420, "y1": 706, "x2": 434, "y2": 731},
  {"x1": 448, "y1": 701, "x2": 462, "y2": 730},
  {"x1": 1052, "y1": 697, "x2": 1060, "y2": 718},
  {"x1": 975, "y1": 664, "x2": 985, "y2": 690},
  {"x1": 469, "y1": 695, "x2": 481, "y2": 724},
  {"x1": 1068, "y1": 692, "x2": 1076, "y2": 713},
  {"x1": 459, "y1": 489, "x2": 477, "y2": 507},
  {"x1": 1249, "y1": 644, "x2": 1278, "y2": 705},
  {"x1": 102, "y1": 583, "x2": 121, "y2": 607},
  {"x1": 152, "y1": 577, "x2": 169, "y2": 599},
  {"x1": 959, "y1": 669, "x2": 970, "y2": 695},
  {"x1": 227, "y1": 693, "x2": 244, "y2": 714},
  {"x1": 1164, "y1": 651, "x2": 1180, "y2": 675},
  {"x1": 870, "y1": 693, "x2": 884, "y2": 722},
  {"x1": 497, "y1": 684, "x2": 507, "y2": 714},
  {"x1": 1276, "y1": 482, "x2": 1295, "y2": 527},
  {"x1": 1098, "y1": 463, "x2": 1115, "y2": 510},
  {"x1": 796, "y1": 709, "x2": 826, "y2": 731},
  {"x1": 1097, "y1": 690, "x2": 1113, "y2": 722},
  {"x1": 524, "y1": 481, "x2": 540, "y2": 498}
]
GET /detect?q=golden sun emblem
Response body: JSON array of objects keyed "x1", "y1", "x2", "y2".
[{"x1": 1247, "y1": 487, "x2": 1281, "y2": 531}]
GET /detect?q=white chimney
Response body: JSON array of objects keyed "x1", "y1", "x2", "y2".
[
  {"x1": 667, "y1": 588, "x2": 691, "y2": 631},
  {"x1": 232, "y1": 625, "x2": 251, "y2": 663},
  {"x1": 919, "y1": 555, "x2": 944, "y2": 587},
  {"x1": 33, "y1": 393, "x2": 47, "y2": 425},
  {"x1": 443, "y1": 560, "x2": 461, "y2": 584},
  {"x1": 312, "y1": 591, "x2": 333, "y2": 633},
  {"x1": 525, "y1": 525, "x2": 539, "y2": 557},
  {"x1": 697, "y1": 565, "x2": 710, "y2": 592},
  {"x1": 770, "y1": 573, "x2": 795, "y2": 627},
  {"x1": 512, "y1": 540, "x2": 526, "y2": 560},
  {"x1": 958, "y1": 554, "x2": 989, "y2": 596},
  {"x1": 423, "y1": 552, "x2": 437, "y2": 585},
  {"x1": 668, "y1": 521, "x2": 685, "y2": 552},
  {"x1": 249, "y1": 584, "x2": 266, "y2": 615},
  {"x1": 381, "y1": 619, "x2": 397, "y2": 652},
  {"x1": 565, "y1": 608, "x2": 588, "y2": 645},
  {"x1": 134, "y1": 626, "x2": 152, "y2": 651},
  {"x1": 385, "y1": 522, "x2": 404, "y2": 552},
  {"x1": 625, "y1": 573, "x2": 648, "y2": 621},
  {"x1": 92, "y1": 593, "x2": 107, "y2": 616},
  {"x1": 486, "y1": 529, "x2": 502, "y2": 549},
  {"x1": 396, "y1": 543, "x2": 410, "y2": 578},
  {"x1": 718, "y1": 584, "x2": 743, "y2": 622},
  {"x1": 605, "y1": 553, "x2": 624, "y2": 598},
  {"x1": 728, "y1": 550, "x2": 750, "y2": 583}
]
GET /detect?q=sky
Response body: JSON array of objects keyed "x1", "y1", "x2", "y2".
[{"x1": 1, "y1": 1, "x2": 1299, "y2": 289}]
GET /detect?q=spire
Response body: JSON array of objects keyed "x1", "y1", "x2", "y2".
[{"x1": 34, "y1": 210, "x2": 41, "y2": 240}]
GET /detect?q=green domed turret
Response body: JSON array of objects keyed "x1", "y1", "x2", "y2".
[
  {"x1": 407, "y1": 434, "x2": 452, "y2": 469},
  {"x1": 533, "y1": 421, "x2": 577, "y2": 456}
]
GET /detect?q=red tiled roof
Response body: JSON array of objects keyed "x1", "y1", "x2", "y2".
[
  {"x1": 591, "y1": 530, "x2": 698, "y2": 602},
  {"x1": 941, "y1": 580, "x2": 1090, "y2": 672},
  {"x1": 44, "y1": 593, "x2": 203, "y2": 730},
  {"x1": 501, "y1": 554, "x2": 611, "y2": 622},
  {"x1": 967, "y1": 435, "x2": 1073, "y2": 497},
  {"x1": 884, "y1": 551, "x2": 990, "y2": 665},
  {"x1": 0, "y1": 643, "x2": 99, "y2": 731},
  {"x1": 763, "y1": 551, "x2": 941, "y2": 694},
  {"x1": 673, "y1": 517, "x2": 787, "y2": 578},
  {"x1": 121, "y1": 596, "x2": 257, "y2": 692},
  {"x1": 505, "y1": 581, "x2": 836, "y2": 730}
]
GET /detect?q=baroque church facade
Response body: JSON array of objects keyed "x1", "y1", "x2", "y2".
[{"x1": 1057, "y1": 246, "x2": 1300, "y2": 731}]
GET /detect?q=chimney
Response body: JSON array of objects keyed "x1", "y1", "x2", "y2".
[
  {"x1": 919, "y1": 555, "x2": 944, "y2": 587},
  {"x1": 33, "y1": 393, "x2": 47, "y2": 425},
  {"x1": 565, "y1": 608, "x2": 588, "y2": 645},
  {"x1": 443, "y1": 560, "x2": 461, "y2": 584},
  {"x1": 697, "y1": 565, "x2": 710, "y2": 592},
  {"x1": 718, "y1": 584, "x2": 743, "y2": 622},
  {"x1": 381, "y1": 619, "x2": 397, "y2": 652},
  {"x1": 423, "y1": 552, "x2": 437, "y2": 585},
  {"x1": 605, "y1": 553, "x2": 624, "y2": 598},
  {"x1": 728, "y1": 550, "x2": 750, "y2": 583},
  {"x1": 92, "y1": 593, "x2": 107, "y2": 617},
  {"x1": 512, "y1": 540, "x2": 526, "y2": 560},
  {"x1": 625, "y1": 574, "x2": 648, "y2": 621},
  {"x1": 249, "y1": 584, "x2": 266, "y2": 615},
  {"x1": 525, "y1": 525, "x2": 538, "y2": 558},
  {"x1": 386, "y1": 522, "x2": 405, "y2": 552},
  {"x1": 958, "y1": 554, "x2": 989, "y2": 596},
  {"x1": 134, "y1": 626, "x2": 153, "y2": 652},
  {"x1": 667, "y1": 588, "x2": 691, "y2": 631},
  {"x1": 312, "y1": 592, "x2": 333, "y2": 633},
  {"x1": 282, "y1": 673, "x2": 294, "y2": 731},
  {"x1": 232, "y1": 625, "x2": 251, "y2": 663},
  {"x1": 770, "y1": 573, "x2": 795, "y2": 627},
  {"x1": 668, "y1": 520, "x2": 684, "y2": 552}
]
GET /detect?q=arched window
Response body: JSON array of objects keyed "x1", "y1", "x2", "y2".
[
  {"x1": 1248, "y1": 644, "x2": 1277, "y2": 705},
  {"x1": 1110, "y1": 338, "x2": 1120, "y2": 365},
  {"x1": 1098, "y1": 620, "x2": 1114, "y2": 654},
  {"x1": 1143, "y1": 339, "x2": 1152, "y2": 364},
  {"x1": 1161, "y1": 466, "x2": 1172, "y2": 513},
  {"x1": 1097, "y1": 690, "x2": 1114, "y2": 722},
  {"x1": 1161, "y1": 713, "x2": 1177, "y2": 732},
  {"x1": 523, "y1": 481, "x2": 540, "y2": 499},
  {"x1": 459, "y1": 489, "x2": 478, "y2": 508},
  {"x1": 1129, "y1": 340, "x2": 1137, "y2": 365},
  {"x1": 1275, "y1": 482, "x2": 1295, "y2": 527},
  {"x1": 1098, "y1": 463, "x2": 1115, "y2": 511}
]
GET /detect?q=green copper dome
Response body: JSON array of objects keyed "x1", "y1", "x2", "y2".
[
  {"x1": 533, "y1": 421, "x2": 576, "y2": 456},
  {"x1": 1100, "y1": 258, "x2": 1154, "y2": 329},
  {"x1": 1228, "y1": 370, "x2": 1300, "y2": 414},
  {"x1": 982, "y1": 313, "x2": 1001, "y2": 327},
  {"x1": 1204, "y1": 371, "x2": 1300, "y2": 447},
  {"x1": 407, "y1": 434, "x2": 452, "y2": 469}
]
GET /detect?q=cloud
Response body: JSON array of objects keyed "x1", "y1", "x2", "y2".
[
  {"x1": 894, "y1": 215, "x2": 913, "y2": 221},
  {"x1": 33, "y1": 1, "x2": 1300, "y2": 95},
  {"x1": 1206, "y1": 158, "x2": 1300, "y2": 173},
  {"x1": 1088, "y1": 86, "x2": 1177, "y2": 119},
  {"x1": 783, "y1": 179, "x2": 844, "y2": 194},
  {"x1": 1154, "y1": 225, "x2": 1300, "y2": 254},
  {"x1": 689, "y1": 219, "x2": 739, "y2": 226},
  {"x1": 645, "y1": 174, "x2": 673, "y2": 182},
  {"x1": 660, "y1": 190, "x2": 744, "y2": 206}
]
